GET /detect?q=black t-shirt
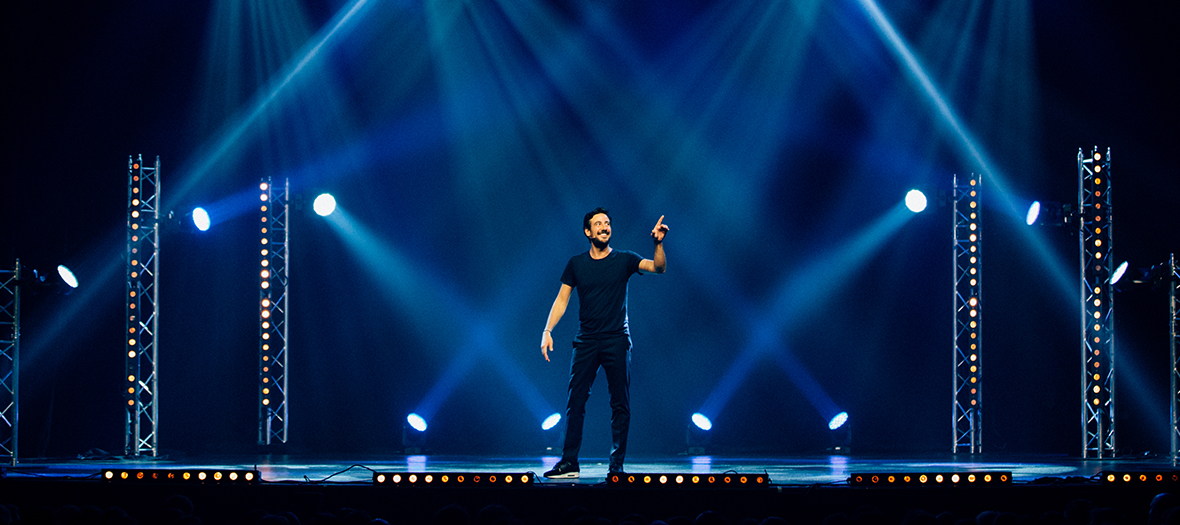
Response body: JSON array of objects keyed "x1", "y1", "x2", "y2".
[{"x1": 560, "y1": 249, "x2": 643, "y2": 340}]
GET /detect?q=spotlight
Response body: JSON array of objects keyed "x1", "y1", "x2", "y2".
[
  {"x1": 541, "y1": 413, "x2": 561, "y2": 431},
  {"x1": 163, "y1": 209, "x2": 213, "y2": 234},
  {"x1": 541, "y1": 413, "x2": 563, "y2": 453},
  {"x1": 691, "y1": 413, "x2": 712, "y2": 431},
  {"x1": 687, "y1": 414, "x2": 712, "y2": 455},
  {"x1": 1025, "y1": 201, "x2": 1041, "y2": 226},
  {"x1": 404, "y1": 413, "x2": 428, "y2": 454},
  {"x1": 24, "y1": 264, "x2": 79, "y2": 295},
  {"x1": 407, "y1": 413, "x2": 427, "y2": 432},
  {"x1": 828, "y1": 412, "x2": 851, "y2": 453},
  {"x1": 56, "y1": 265, "x2": 79, "y2": 289},
  {"x1": 1112, "y1": 260, "x2": 1176, "y2": 292},
  {"x1": 825, "y1": 408, "x2": 854, "y2": 450},
  {"x1": 828, "y1": 412, "x2": 849, "y2": 430},
  {"x1": 1111, "y1": 261, "x2": 1129, "y2": 286},
  {"x1": 905, "y1": 190, "x2": 927, "y2": 213},
  {"x1": 1024, "y1": 200, "x2": 1071, "y2": 227},
  {"x1": 192, "y1": 207, "x2": 211, "y2": 231},
  {"x1": 313, "y1": 193, "x2": 337, "y2": 217}
]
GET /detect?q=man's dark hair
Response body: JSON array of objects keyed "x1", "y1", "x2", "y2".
[{"x1": 583, "y1": 207, "x2": 611, "y2": 233}]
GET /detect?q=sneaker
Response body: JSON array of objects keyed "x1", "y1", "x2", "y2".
[{"x1": 543, "y1": 461, "x2": 580, "y2": 479}]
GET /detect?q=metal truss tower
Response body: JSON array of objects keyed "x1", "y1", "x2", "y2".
[
  {"x1": 1079, "y1": 147, "x2": 1115, "y2": 458},
  {"x1": 953, "y1": 173, "x2": 983, "y2": 453},
  {"x1": 125, "y1": 155, "x2": 161, "y2": 457},
  {"x1": 1168, "y1": 254, "x2": 1179, "y2": 461},
  {"x1": 258, "y1": 177, "x2": 289, "y2": 445},
  {"x1": 1, "y1": 261, "x2": 19, "y2": 464}
]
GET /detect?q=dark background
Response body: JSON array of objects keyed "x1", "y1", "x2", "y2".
[{"x1": 3, "y1": 0, "x2": 1177, "y2": 459}]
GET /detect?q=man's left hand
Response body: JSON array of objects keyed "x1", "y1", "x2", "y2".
[{"x1": 651, "y1": 215, "x2": 669, "y2": 244}]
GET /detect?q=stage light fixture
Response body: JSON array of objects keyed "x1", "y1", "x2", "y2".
[
  {"x1": 1025, "y1": 201, "x2": 1041, "y2": 226},
  {"x1": 849, "y1": 471, "x2": 1011, "y2": 487},
  {"x1": 905, "y1": 190, "x2": 927, "y2": 213},
  {"x1": 607, "y1": 472, "x2": 768, "y2": 488},
  {"x1": 1079, "y1": 146, "x2": 1114, "y2": 458},
  {"x1": 313, "y1": 193, "x2": 336, "y2": 217},
  {"x1": 828, "y1": 412, "x2": 851, "y2": 453},
  {"x1": 541, "y1": 413, "x2": 563, "y2": 453},
  {"x1": 56, "y1": 265, "x2": 79, "y2": 289},
  {"x1": 373, "y1": 472, "x2": 534, "y2": 487},
  {"x1": 102, "y1": 468, "x2": 260, "y2": 483},
  {"x1": 407, "y1": 413, "x2": 427, "y2": 432},
  {"x1": 1111, "y1": 261, "x2": 1129, "y2": 286},
  {"x1": 541, "y1": 412, "x2": 561, "y2": 431},
  {"x1": 687, "y1": 414, "x2": 712, "y2": 455},
  {"x1": 404, "y1": 413, "x2": 428, "y2": 453},
  {"x1": 126, "y1": 154, "x2": 159, "y2": 457},
  {"x1": 192, "y1": 207, "x2": 211, "y2": 231},
  {"x1": 828, "y1": 412, "x2": 848, "y2": 430},
  {"x1": 954, "y1": 173, "x2": 983, "y2": 453},
  {"x1": 691, "y1": 413, "x2": 712, "y2": 431},
  {"x1": 23, "y1": 264, "x2": 80, "y2": 295},
  {"x1": 1101, "y1": 471, "x2": 1180, "y2": 484}
]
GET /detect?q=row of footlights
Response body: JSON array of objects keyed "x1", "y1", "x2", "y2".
[
  {"x1": 371, "y1": 472, "x2": 769, "y2": 488},
  {"x1": 102, "y1": 469, "x2": 260, "y2": 483}
]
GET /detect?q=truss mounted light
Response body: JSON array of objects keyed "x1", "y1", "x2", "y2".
[
  {"x1": 192, "y1": 207, "x2": 211, "y2": 232},
  {"x1": 1025, "y1": 201, "x2": 1041, "y2": 226},
  {"x1": 56, "y1": 265, "x2": 79, "y2": 289},
  {"x1": 905, "y1": 190, "x2": 928, "y2": 213},
  {"x1": 313, "y1": 193, "x2": 337, "y2": 217}
]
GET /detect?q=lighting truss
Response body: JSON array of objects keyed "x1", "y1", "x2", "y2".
[
  {"x1": 1079, "y1": 147, "x2": 1115, "y2": 458},
  {"x1": 953, "y1": 172, "x2": 983, "y2": 453},
  {"x1": 125, "y1": 155, "x2": 161, "y2": 457},
  {"x1": 258, "y1": 177, "x2": 289, "y2": 445},
  {"x1": 1, "y1": 261, "x2": 19, "y2": 465},
  {"x1": 1169, "y1": 254, "x2": 1179, "y2": 460}
]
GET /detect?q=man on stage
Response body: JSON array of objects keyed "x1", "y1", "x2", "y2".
[{"x1": 541, "y1": 207, "x2": 669, "y2": 479}]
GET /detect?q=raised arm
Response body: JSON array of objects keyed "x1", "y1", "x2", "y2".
[
  {"x1": 541, "y1": 284, "x2": 573, "y2": 362},
  {"x1": 639, "y1": 215, "x2": 669, "y2": 274}
]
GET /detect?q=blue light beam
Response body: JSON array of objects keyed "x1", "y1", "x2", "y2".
[
  {"x1": 699, "y1": 201, "x2": 919, "y2": 420},
  {"x1": 174, "y1": 0, "x2": 374, "y2": 205}
]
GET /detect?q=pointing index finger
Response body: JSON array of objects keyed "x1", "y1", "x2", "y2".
[{"x1": 655, "y1": 215, "x2": 664, "y2": 228}]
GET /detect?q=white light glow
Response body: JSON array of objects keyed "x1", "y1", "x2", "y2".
[
  {"x1": 1025, "y1": 201, "x2": 1040, "y2": 226},
  {"x1": 57, "y1": 265, "x2": 79, "y2": 288},
  {"x1": 905, "y1": 190, "x2": 927, "y2": 213},
  {"x1": 691, "y1": 413, "x2": 712, "y2": 431},
  {"x1": 407, "y1": 413, "x2": 427, "y2": 432},
  {"x1": 313, "y1": 193, "x2": 337, "y2": 217},
  {"x1": 829, "y1": 411, "x2": 849, "y2": 430},
  {"x1": 193, "y1": 207, "x2": 211, "y2": 231},
  {"x1": 541, "y1": 413, "x2": 562, "y2": 431},
  {"x1": 1111, "y1": 261, "x2": 1129, "y2": 286}
]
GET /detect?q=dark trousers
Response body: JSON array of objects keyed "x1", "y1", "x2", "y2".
[{"x1": 561, "y1": 335, "x2": 631, "y2": 468}]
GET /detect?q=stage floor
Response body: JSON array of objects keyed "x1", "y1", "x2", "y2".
[{"x1": 4, "y1": 452, "x2": 1174, "y2": 484}]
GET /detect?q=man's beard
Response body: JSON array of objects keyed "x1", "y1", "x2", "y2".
[{"x1": 590, "y1": 235, "x2": 610, "y2": 250}]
